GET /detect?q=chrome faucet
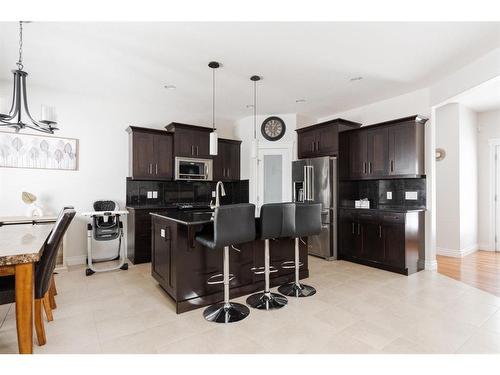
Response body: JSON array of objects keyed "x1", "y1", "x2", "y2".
[{"x1": 210, "y1": 181, "x2": 226, "y2": 209}]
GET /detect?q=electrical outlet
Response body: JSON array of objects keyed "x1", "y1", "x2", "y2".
[
  {"x1": 405, "y1": 191, "x2": 418, "y2": 200},
  {"x1": 160, "y1": 229, "x2": 165, "y2": 238},
  {"x1": 386, "y1": 191, "x2": 393, "y2": 200},
  {"x1": 147, "y1": 191, "x2": 153, "y2": 199},
  {"x1": 212, "y1": 191, "x2": 216, "y2": 198},
  {"x1": 152, "y1": 191, "x2": 158, "y2": 199}
]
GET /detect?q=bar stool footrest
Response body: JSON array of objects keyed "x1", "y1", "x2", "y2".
[
  {"x1": 250, "y1": 266, "x2": 278, "y2": 275},
  {"x1": 206, "y1": 273, "x2": 235, "y2": 285},
  {"x1": 281, "y1": 260, "x2": 304, "y2": 269}
]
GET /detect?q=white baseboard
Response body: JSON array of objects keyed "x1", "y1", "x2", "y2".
[
  {"x1": 478, "y1": 243, "x2": 495, "y2": 251},
  {"x1": 424, "y1": 259, "x2": 438, "y2": 271},
  {"x1": 437, "y1": 244, "x2": 478, "y2": 258},
  {"x1": 65, "y1": 255, "x2": 87, "y2": 266}
]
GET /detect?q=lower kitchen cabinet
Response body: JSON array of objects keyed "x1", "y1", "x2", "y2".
[
  {"x1": 127, "y1": 207, "x2": 164, "y2": 264},
  {"x1": 338, "y1": 208, "x2": 425, "y2": 275}
]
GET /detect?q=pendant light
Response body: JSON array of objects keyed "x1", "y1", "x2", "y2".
[
  {"x1": 250, "y1": 75, "x2": 261, "y2": 158},
  {"x1": 208, "y1": 61, "x2": 220, "y2": 156},
  {"x1": 0, "y1": 21, "x2": 58, "y2": 134}
]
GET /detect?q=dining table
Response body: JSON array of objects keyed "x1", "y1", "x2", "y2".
[{"x1": 0, "y1": 220, "x2": 54, "y2": 354}]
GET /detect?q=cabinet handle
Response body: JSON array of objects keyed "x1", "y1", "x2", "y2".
[
  {"x1": 352, "y1": 222, "x2": 355, "y2": 234},
  {"x1": 379, "y1": 225, "x2": 382, "y2": 238},
  {"x1": 357, "y1": 223, "x2": 361, "y2": 235},
  {"x1": 369, "y1": 162, "x2": 372, "y2": 174},
  {"x1": 149, "y1": 163, "x2": 152, "y2": 174},
  {"x1": 155, "y1": 163, "x2": 158, "y2": 175},
  {"x1": 196, "y1": 146, "x2": 199, "y2": 156},
  {"x1": 223, "y1": 168, "x2": 226, "y2": 178},
  {"x1": 363, "y1": 162, "x2": 367, "y2": 174},
  {"x1": 390, "y1": 160, "x2": 394, "y2": 173},
  {"x1": 227, "y1": 168, "x2": 230, "y2": 178},
  {"x1": 316, "y1": 141, "x2": 320, "y2": 151},
  {"x1": 191, "y1": 145, "x2": 194, "y2": 156},
  {"x1": 311, "y1": 141, "x2": 314, "y2": 152}
]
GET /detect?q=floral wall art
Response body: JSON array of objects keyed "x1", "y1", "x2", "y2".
[{"x1": 0, "y1": 131, "x2": 78, "y2": 170}]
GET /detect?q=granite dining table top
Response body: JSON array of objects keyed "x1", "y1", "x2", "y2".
[{"x1": 0, "y1": 223, "x2": 54, "y2": 266}]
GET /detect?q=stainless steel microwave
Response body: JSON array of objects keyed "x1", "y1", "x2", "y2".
[{"x1": 175, "y1": 157, "x2": 213, "y2": 181}]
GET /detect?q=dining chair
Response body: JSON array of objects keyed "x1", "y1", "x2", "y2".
[{"x1": 0, "y1": 208, "x2": 76, "y2": 346}]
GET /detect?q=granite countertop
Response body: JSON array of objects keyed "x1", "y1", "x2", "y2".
[
  {"x1": 339, "y1": 206, "x2": 426, "y2": 213},
  {"x1": 150, "y1": 211, "x2": 214, "y2": 226},
  {"x1": 0, "y1": 223, "x2": 53, "y2": 266}
]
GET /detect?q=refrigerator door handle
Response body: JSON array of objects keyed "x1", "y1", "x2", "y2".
[
  {"x1": 310, "y1": 165, "x2": 314, "y2": 201},
  {"x1": 303, "y1": 165, "x2": 308, "y2": 201}
]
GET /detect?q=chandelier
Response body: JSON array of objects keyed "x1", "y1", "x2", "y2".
[{"x1": 0, "y1": 21, "x2": 58, "y2": 134}]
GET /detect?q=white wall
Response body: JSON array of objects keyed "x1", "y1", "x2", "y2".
[
  {"x1": 435, "y1": 103, "x2": 479, "y2": 256},
  {"x1": 314, "y1": 88, "x2": 431, "y2": 126},
  {"x1": 234, "y1": 113, "x2": 297, "y2": 206},
  {"x1": 0, "y1": 82, "x2": 235, "y2": 265},
  {"x1": 436, "y1": 104, "x2": 461, "y2": 252},
  {"x1": 477, "y1": 108, "x2": 500, "y2": 250},
  {"x1": 459, "y1": 106, "x2": 479, "y2": 254}
]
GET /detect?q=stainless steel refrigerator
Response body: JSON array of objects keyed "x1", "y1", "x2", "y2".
[{"x1": 292, "y1": 156, "x2": 337, "y2": 260}]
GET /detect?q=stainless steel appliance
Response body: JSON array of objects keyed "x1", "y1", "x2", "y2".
[
  {"x1": 292, "y1": 156, "x2": 337, "y2": 260},
  {"x1": 175, "y1": 157, "x2": 213, "y2": 181}
]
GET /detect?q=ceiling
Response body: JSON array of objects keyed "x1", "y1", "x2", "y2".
[
  {"x1": 455, "y1": 77, "x2": 500, "y2": 112},
  {"x1": 0, "y1": 22, "x2": 499, "y2": 125}
]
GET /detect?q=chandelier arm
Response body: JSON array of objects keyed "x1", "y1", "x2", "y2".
[
  {"x1": 0, "y1": 73, "x2": 21, "y2": 122},
  {"x1": 20, "y1": 73, "x2": 51, "y2": 129},
  {"x1": 23, "y1": 123, "x2": 54, "y2": 134}
]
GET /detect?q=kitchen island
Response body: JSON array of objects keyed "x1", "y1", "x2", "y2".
[{"x1": 150, "y1": 210, "x2": 309, "y2": 313}]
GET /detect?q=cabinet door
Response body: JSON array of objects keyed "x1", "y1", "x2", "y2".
[
  {"x1": 154, "y1": 134, "x2": 173, "y2": 179},
  {"x1": 193, "y1": 129, "x2": 210, "y2": 158},
  {"x1": 382, "y1": 223, "x2": 406, "y2": 268},
  {"x1": 348, "y1": 131, "x2": 368, "y2": 179},
  {"x1": 317, "y1": 126, "x2": 337, "y2": 156},
  {"x1": 367, "y1": 127, "x2": 389, "y2": 177},
  {"x1": 151, "y1": 220, "x2": 174, "y2": 290},
  {"x1": 388, "y1": 123, "x2": 417, "y2": 176},
  {"x1": 132, "y1": 132, "x2": 154, "y2": 178},
  {"x1": 339, "y1": 217, "x2": 357, "y2": 257},
  {"x1": 212, "y1": 140, "x2": 227, "y2": 181},
  {"x1": 297, "y1": 129, "x2": 317, "y2": 159},
  {"x1": 361, "y1": 222, "x2": 384, "y2": 262}
]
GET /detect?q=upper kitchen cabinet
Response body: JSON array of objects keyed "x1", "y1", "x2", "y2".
[
  {"x1": 296, "y1": 118, "x2": 361, "y2": 159},
  {"x1": 127, "y1": 126, "x2": 173, "y2": 180},
  {"x1": 339, "y1": 115, "x2": 427, "y2": 180},
  {"x1": 165, "y1": 122, "x2": 211, "y2": 158},
  {"x1": 213, "y1": 138, "x2": 241, "y2": 181}
]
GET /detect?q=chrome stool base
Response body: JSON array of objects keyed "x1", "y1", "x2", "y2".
[
  {"x1": 203, "y1": 302, "x2": 250, "y2": 323},
  {"x1": 246, "y1": 292, "x2": 288, "y2": 310},
  {"x1": 278, "y1": 282, "x2": 316, "y2": 298}
]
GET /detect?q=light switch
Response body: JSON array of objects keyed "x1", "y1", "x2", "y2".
[
  {"x1": 152, "y1": 191, "x2": 158, "y2": 199},
  {"x1": 160, "y1": 229, "x2": 165, "y2": 238},
  {"x1": 405, "y1": 191, "x2": 418, "y2": 200},
  {"x1": 147, "y1": 191, "x2": 153, "y2": 199},
  {"x1": 386, "y1": 192, "x2": 393, "y2": 200}
]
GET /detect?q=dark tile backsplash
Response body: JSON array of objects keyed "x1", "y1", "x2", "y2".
[
  {"x1": 339, "y1": 178, "x2": 426, "y2": 210},
  {"x1": 126, "y1": 179, "x2": 249, "y2": 208}
]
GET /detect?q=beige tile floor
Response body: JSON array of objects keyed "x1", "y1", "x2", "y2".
[{"x1": 1, "y1": 256, "x2": 500, "y2": 354}]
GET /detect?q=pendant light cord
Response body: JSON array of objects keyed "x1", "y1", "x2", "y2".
[
  {"x1": 17, "y1": 21, "x2": 24, "y2": 70},
  {"x1": 253, "y1": 80, "x2": 257, "y2": 139},
  {"x1": 212, "y1": 67, "x2": 216, "y2": 130}
]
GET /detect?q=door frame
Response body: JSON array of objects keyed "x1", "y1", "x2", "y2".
[
  {"x1": 255, "y1": 142, "x2": 293, "y2": 212},
  {"x1": 489, "y1": 138, "x2": 500, "y2": 252}
]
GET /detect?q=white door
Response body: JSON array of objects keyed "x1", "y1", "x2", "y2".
[
  {"x1": 496, "y1": 145, "x2": 500, "y2": 252},
  {"x1": 256, "y1": 146, "x2": 292, "y2": 212}
]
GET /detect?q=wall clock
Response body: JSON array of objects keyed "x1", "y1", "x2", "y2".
[{"x1": 261, "y1": 116, "x2": 286, "y2": 141}]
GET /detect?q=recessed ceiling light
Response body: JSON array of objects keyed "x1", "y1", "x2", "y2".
[
  {"x1": 295, "y1": 99, "x2": 306, "y2": 103},
  {"x1": 164, "y1": 85, "x2": 177, "y2": 90},
  {"x1": 246, "y1": 104, "x2": 254, "y2": 108},
  {"x1": 349, "y1": 77, "x2": 363, "y2": 82}
]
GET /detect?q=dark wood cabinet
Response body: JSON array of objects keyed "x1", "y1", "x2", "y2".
[
  {"x1": 339, "y1": 115, "x2": 427, "y2": 180},
  {"x1": 296, "y1": 118, "x2": 361, "y2": 159},
  {"x1": 338, "y1": 208, "x2": 425, "y2": 275},
  {"x1": 213, "y1": 139, "x2": 241, "y2": 181},
  {"x1": 127, "y1": 127, "x2": 173, "y2": 180},
  {"x1": 165, "y1": 122, "x2": 212, "y2": 159},
  {"x1": 127, "y1": 207, "x2": 164, "y2": 264}
]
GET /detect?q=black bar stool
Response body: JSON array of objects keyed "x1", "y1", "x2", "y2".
[
  {"x1": 278, "y1": 203, "x2": 321, "y2": 297},
  {"x1": 195, "y1": 203, "x2": 256, "y2": 323},
  {"x1": 246, "y1": 203, "x2": 295, "y2": 310}
]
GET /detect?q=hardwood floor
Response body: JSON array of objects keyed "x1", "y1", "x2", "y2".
[{"x1": 437, "y1": 251, "x2": 500, "y2": 297}]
